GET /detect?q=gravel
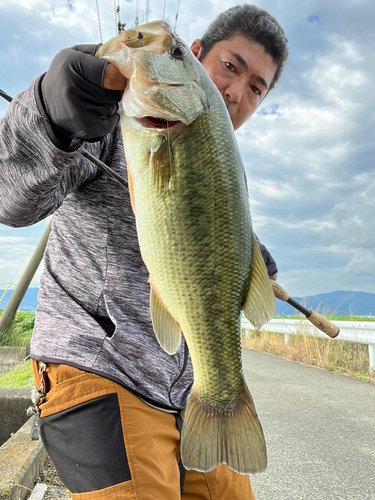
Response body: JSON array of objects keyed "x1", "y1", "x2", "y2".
[{"x1": 33, "y1": 457, "x2": 70, "y2": 499}]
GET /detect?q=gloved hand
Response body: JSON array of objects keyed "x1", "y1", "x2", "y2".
[
  {"x1": 38, "y1": 44, "x2": 123, "y2": 147},
  {"x1": 255, "y1": 234, "x2": 278, "y2": 279}
]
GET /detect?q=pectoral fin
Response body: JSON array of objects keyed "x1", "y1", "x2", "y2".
[
  {"x1": 150, "y1": 286, "x2": 181, "y2": 354},
  {"x1": 149, "y1": 137, "x2": 175, "y2": 195},
  {"x1": 127, "y1": 169, "x2": 136, "y2": 213},
  {"x1": 243, "y1": 235, "x2": 276, "y2": 329}
]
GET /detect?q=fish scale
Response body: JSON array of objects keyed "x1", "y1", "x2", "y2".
[{"x1": 98, "y1": 19, "x2": 275, "y2": 474}]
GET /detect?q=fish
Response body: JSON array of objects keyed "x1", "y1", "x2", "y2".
[{"x1": 97, "y1": 20, "x2": 275, "y2": 475}]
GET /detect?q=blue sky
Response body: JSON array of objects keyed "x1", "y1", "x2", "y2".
[{"x1": 0, "y1": 0, "x2": 374, "y2": 297}]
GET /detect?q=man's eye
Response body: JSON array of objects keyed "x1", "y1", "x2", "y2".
[
  {"x1": 225, "y1": 62, "x2": 235, "y2": 72},
  {"x1": 250, "y1": 85, "x2": 261, "y2": 96}
]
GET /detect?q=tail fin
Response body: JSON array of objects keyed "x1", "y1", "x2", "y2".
[{"x1": 181, "y1": 386, "x2": 267, "y2": 475}]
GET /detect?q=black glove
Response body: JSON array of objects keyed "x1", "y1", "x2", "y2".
[
  {"x1": 259, "y1": 242, "x2": 278, "y2": 278},
  {"x1": 255, "y1": 235, "x2": 278, "y2": 278},
  {"x1": 36, "y1": 44, "x2": 121, "y2": 150}
]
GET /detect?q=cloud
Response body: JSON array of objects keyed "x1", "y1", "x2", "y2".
[
  {"x1": 322, "y1": 183, "x2": 375, "y2": 248},
  {"x1": 344, "y1": 250, "x2": 375, "y2": 277},
  {"x1": 318, "y1": 182, "x2": 375, "y2": 277}
]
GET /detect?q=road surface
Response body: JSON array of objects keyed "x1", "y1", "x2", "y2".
[{"x1": 243, "y1": 348, "x2": 375, "y2": 500}]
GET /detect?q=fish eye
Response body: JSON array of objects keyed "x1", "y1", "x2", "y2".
[{"x1": 171, "y1": 46, "x2": 186, "y2": 59}]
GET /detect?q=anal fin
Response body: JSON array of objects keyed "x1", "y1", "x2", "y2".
[
  {"x1": 243, "y1": 235, "x2": 276, "y2": 330},
  {"x1": 150, "y1": 286, "x2": 181, "y2": 355}
]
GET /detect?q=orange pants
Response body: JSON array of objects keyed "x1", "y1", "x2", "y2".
[{"x1": 32, "y1": 361, "x2": 256, "y2": 500}]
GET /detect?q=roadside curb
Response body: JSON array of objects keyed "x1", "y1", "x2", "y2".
[
  {"x1": 0, "y1": 389, "x2": 32, "y2": 448},
  {"x1": 0, "y1": 417, "x2": 47, "y2": 500}
]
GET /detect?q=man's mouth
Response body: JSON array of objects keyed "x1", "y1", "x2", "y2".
[{"x1": 136, "y1": 116, "x2": 181, "y2": 128}]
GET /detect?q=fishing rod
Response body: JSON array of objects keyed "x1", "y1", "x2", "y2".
[
  {"x1": 0, "y1": 89, "x2": 128, "y2": 190},
  {"x1": 270, "y1": 280, "x2": 340, "y2": 338}
]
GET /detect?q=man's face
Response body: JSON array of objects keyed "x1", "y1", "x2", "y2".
[{"x1": 190, "y1": 34, "x2": 277, "y2": 130}]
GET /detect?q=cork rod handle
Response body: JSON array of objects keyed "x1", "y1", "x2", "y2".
[{"x1": 270, "y1": 280, "x2": 339, "y2": 338}]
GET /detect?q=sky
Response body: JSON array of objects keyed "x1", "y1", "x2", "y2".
[{"x1": 0, "y1": 0, "x2": 374, "y2": 297}]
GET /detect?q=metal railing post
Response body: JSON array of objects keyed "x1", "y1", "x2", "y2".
[{"x1": 369, "y1": 344, "x2": 375, "y2": 374}]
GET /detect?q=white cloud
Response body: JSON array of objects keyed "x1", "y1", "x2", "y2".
[
  {"x1": 0, "y1": 236, "x2": 27, "y2": 244},
  {"x1": 40, "y1": 1, "x2": 102, "y2": 37},
  {"x1": 344, "y1": 250, "x2": 375, "y2": 276},
  {"x1": 322, "y1": 182, "x2": 375, "y2": 248},
  {"x1": 1, "y1": 0, "x2": 43, "y2": 9},
  {"x1": 253, "y1": 215, "x2": 335, "y2": 234}
]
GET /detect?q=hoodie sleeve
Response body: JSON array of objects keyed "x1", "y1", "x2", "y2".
[{"x1": 0, "y1": 77, "x2": 101, "y2": 228}]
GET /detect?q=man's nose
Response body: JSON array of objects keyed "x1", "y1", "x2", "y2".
[{"x1": 224, "y1": 79, "x2": 245, "y2": 104}]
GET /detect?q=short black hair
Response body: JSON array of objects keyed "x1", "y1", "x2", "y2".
[{"x1": 199, "y1": 4, "x2": 289, "y2": 90}]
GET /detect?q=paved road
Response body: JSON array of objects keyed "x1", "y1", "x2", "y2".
[{"x1": 243, "y1": 349, "x2": 375, "y2": 500}]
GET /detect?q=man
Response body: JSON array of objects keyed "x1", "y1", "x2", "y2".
[{"x1": 0, "y1": 4, "x2": 287, "y2": 499}]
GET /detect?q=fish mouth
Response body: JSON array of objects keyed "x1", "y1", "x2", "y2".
[{"x1": 136, "y1": 116, "x2": 182, "y2": 129}]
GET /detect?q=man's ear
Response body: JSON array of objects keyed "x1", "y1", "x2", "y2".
[{"x1": 190, "y1": 39, "x2": 203, "y2": 59}]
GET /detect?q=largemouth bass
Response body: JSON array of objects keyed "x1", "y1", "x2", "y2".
[{"x1": 97, "y1": 20, "x2": 275, "y2": 475}]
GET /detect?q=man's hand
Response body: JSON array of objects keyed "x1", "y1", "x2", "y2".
[
  {"x1": 40, "y1": 44, "x2": 127, "y2": 145},
  {"x1": 103, "y1": 63, "x2": 127, "y2": 91}
]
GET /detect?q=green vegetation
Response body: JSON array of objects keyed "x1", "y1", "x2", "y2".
[
  {"x1": 0, "y1": 311, "x2": 34, "y2": 348},
  {"x1": 0, "y1": 359, "x2": 34, "y2": 389}
]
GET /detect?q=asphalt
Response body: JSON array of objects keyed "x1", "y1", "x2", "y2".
[{"x1": 243, "y1": 348, "x2": 375, "y2": 500}]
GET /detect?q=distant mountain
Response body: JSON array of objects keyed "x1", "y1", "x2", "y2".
[
  {"x1": 0, "y1": 288, "x2": 39, "y2": 311},
  {"x1": 1, "y1": 288, "x2": 374, "y2": 316},
  {"x1": 275, "y1": 290, "x2": 375, "y2": 317}
]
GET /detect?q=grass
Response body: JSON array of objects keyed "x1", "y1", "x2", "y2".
[
  {"x1": 0, "y1": 311, "x2": 34, "y2": 389},
  {"x1": 0, "y1": 359, "x2": 34, "y2": 389},
  {"x1": 330, "y1": 315, "x2": 375, "y2": 321},
  {"x1": 242, "y1": 321, "x2": 373, "y2": 382},
  {"x1": 0, "y1": 311, "x2": 34, "y2": 348}
]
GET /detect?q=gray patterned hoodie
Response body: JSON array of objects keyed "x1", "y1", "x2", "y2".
[{"x1": 0, "y1": 78, "x2": 193, "y2": 411}]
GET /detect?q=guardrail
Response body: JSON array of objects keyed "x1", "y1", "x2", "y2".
[{"x1": 241, "y1": 318, "x2": 375, "y2": 373}]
